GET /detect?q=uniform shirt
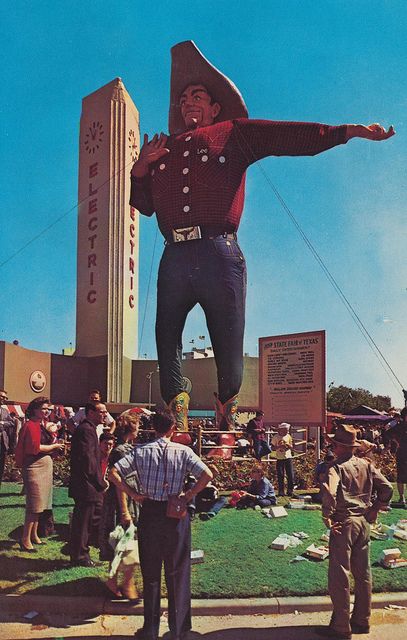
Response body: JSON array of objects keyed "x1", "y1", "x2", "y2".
[
  {"x1": 271, "y1": 433, "x2": 293, "y2": 459},
  {"x1": 130, "y1": 118, "x2": 348, "y2": 238},
  {"x1": 321, "y1": 453, "x2": 393, "y2": 522},
  {"x1": 114, "y1": 436, "x2": 210, "y2": 501}
]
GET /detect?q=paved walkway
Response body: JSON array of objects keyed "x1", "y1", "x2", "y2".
[
  {"x1": 1, "y1": 594, "x2": 406, "y2": 640},
  {"x1": 1, "y1": 609, "x2": 407, "y2": 640}
]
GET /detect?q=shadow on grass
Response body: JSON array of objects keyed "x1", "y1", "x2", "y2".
[
  {"x1": 0, "y1": 491, "x2": 24, "y2": 497},
  {"x1": 0, "y1": 503, "x2": 25, "y2": 510},
  {"x1": 0, "y1": 555, "x2": 74, "y2": 588},
  {"x1": 29, "y1": 576, "x2": 109, "y2": 597}
]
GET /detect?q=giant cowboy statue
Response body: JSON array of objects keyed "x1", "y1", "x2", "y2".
[{"x1": 130, "y1": 41, "x2": 394, "y2": 432}]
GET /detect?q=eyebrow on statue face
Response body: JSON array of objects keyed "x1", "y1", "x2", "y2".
[{"x1": 179, "y1": 87, "x2": 210, "y2": 102}]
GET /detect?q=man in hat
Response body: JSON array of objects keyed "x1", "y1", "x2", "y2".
[
  {"x1": 317, "y1": 424, "x2": 392, "y2": 639},
  {"x1": 130, "y1": 40, "x2": 395, "y2": 432}
]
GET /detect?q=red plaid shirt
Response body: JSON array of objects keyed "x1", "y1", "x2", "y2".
[{"x1": 130, "y1": 118, "x2": 348, "y2": 238}]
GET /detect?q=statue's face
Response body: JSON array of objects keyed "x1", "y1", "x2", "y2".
[{"x1": 179, "y1": 84, "x2": 220, "y2": 129}]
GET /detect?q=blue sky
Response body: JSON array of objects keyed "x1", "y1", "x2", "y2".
[{"x1": 1, "y1": 1, "x2": 406, "y2": 405}]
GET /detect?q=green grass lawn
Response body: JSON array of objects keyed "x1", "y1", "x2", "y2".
[{"x1": 1, "y1": 482, "x2": 406, "y2": 598}]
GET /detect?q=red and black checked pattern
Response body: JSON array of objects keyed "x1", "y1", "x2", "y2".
[{"x1": 130, "y1": 118, "x2": 348, "y2": 237}]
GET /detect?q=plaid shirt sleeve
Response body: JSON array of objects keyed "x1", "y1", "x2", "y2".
[{"x1": 185, "y1": 449, "x2": 211, "y2": 478}]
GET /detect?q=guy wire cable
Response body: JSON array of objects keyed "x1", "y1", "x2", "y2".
[
  {"x1": 1, "y1": 127, "x2": 403, "y2": 393},
  {"x1": 0, "y1": 159, "x2": 135, "y2": 270},
  {"x1": 0, "y1": 155, "x2": 159, "y2": 358},
  {"x1": 234, "y1": 122, "x2": 404, "y2": 394},
  {"x1": 139, "y1": 226, "x2": 159, "y2": 353}
]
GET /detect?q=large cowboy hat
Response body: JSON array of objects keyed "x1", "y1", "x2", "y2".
[
  {"x1": 169, "y1": 40, "x2": 248, "y2": 135},
  {"x1": 328, "y1": 424, "x2": 361, "y2": 448}
]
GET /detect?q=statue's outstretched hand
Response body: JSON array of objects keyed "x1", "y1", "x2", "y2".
[
  {"x1": 347, "y1": 123, "x2": 395, "y2": 142},
  {"x1": 362, "y1": 123, "x2": 395, "y2": 140},
  {"x1": 132, "y1": 133, "x2": 170, "y2": 177}
]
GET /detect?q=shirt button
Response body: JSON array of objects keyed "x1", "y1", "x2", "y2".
[
  {"x1": 183, "y1": 205, "x2": 190, "y2": 213},
  {"x1": 201, "y1": 155, "x2": 208, "y2": 163},
  {"x1": 183, "y1": 150, "x2": 190, "y2": 157},
  {"x1": 182, "y1": 168, "x2": 189, "y2": 175},
  {"x1": 159, "y1": 163, "x2": 166, "y2": 170},
  {"x1": 185, "y1": 135, "x2": 192, "y2": 141},
  {"x1": 219, "y1": 156, "x2": 226, "y2": 163},
  {"x1": 183, "y1": 186, "x2": 190, "y2": 194}
]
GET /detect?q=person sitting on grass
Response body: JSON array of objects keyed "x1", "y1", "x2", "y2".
[{"x1": 236, "y1": 465, "x2": 276, "y2": 509}]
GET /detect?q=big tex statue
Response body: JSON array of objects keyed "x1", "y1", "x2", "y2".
[{"x1": 130, "y1": 41, "x2": 394, "y2": 432}]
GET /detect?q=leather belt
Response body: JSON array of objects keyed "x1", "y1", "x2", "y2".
[{"x1": 166, "y1": 226, "x2": 237, "y2": 244}]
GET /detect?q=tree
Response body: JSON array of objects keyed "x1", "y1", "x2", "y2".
[{"x1": 327, "y1": 385, "x2": 391, "y2": 414}]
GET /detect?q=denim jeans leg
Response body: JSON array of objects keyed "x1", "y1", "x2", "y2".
[
  {"x1": 197, "y1": 238, "x2": 247, "y2": 403},
  {"x1": 156, "y1": 245, "x2": 197, "y2": 404},
  {"x1": 286, "y1": 459, "x2": 295, "y2": 495},
  {"x1": 276, "y1": 460, "x2": 285, "y2": 495}
]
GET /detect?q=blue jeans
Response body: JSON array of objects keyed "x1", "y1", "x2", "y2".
[{"x1": 156, "y1": 236, "x2": 247, "y2": 404}]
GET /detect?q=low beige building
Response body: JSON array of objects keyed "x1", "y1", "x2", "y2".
[{"x1": 0, "y1": 340, "x2": 258, "y2": 411}]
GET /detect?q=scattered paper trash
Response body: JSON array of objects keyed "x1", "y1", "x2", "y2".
[
  {"x1": 305, "y1": 544, "x2": 329, "y2": 560},
  {"x1": 191, "y1": 549, "x2": 204, "y2": 564},
  {"x1": 269, "y1": 506, "x2": 288, "y2": 518},
  {"x1": 379, "y1": 548, "x2": 407, "y2": 568},
  {"x1": 393, "y1": 528, "x2": 407, "y2": 541},
  {"x1": 24, "y1": 611, "x2": 39, "y2": 620},
  {"x1": 384, "y1": 604, "x2": 406, "y2": 610},
  {"x1": 270, "y1": 536, "x2": 290, "y2": 550},
  {"x1": 270, "y1": 533, "x2": 303, "y2": 550},
  {"x1": 290, "y1": 555, "x2": 310, "y2": 563},
  {"x1": 320, "y1": 529, "x2": 330, "y2": 543},
  {"x1": 292, "y1": 531, "x2": 309, "y2": 540},
  {"x1": 288, "y1": 499, "x2": 305, "y2": 509}
]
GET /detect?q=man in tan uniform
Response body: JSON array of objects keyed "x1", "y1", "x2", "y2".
[{"x1": 318, "y1": 424, "x2": 392, "y2": 639}]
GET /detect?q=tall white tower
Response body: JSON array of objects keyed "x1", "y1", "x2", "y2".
[{"x1": 75, "y1": 78, "x2": 140, "y2": 402}]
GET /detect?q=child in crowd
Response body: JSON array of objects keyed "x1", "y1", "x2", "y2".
[{"x1": 236, "y1": 465, "x2": 276, "y2": 508}]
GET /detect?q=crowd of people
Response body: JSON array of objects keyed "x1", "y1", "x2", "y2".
[{"x1": 1, "y1": 386, "x2": 407, "y2": 640}]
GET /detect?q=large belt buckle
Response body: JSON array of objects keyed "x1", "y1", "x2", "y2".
[{"x1": 172, "y1": 226, "x2": 202, "y2": 243}]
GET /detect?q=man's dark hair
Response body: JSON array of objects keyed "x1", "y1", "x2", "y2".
[
  {"x1": 99, "y1": 431, "x2": 115, "y2": 443},
  {"x1": 152, "y1": 411, "x2": 175, "y2": 435},
  {"x1": 255, "y1": 410, "x2": 264, "y2": 417},
  {"x1": 85, "y1": 401, "x2": 101, "y2": 416},
  {"x1": 401, "y1": 406, "x2": 407, "y2": 421},
  {"x1": 89, "y1": 388, "x2": 101, "y2": 396}
]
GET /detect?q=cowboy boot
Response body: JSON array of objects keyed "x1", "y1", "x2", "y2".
[
  {"x1": 168, "y1": 391, "x2": 189, "y2": 431},
  {"x1": 214, "y1": 393, "x2": 239, "y2": 431}
]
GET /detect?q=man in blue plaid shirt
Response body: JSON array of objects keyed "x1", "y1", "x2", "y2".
[{"x1": 110, "y1": 411, "x2": 212, "y2": 640}]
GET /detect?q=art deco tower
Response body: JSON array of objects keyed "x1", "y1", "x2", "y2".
[{"x1": 75, "y1": 78, "x2": 140, "y2": 402}]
